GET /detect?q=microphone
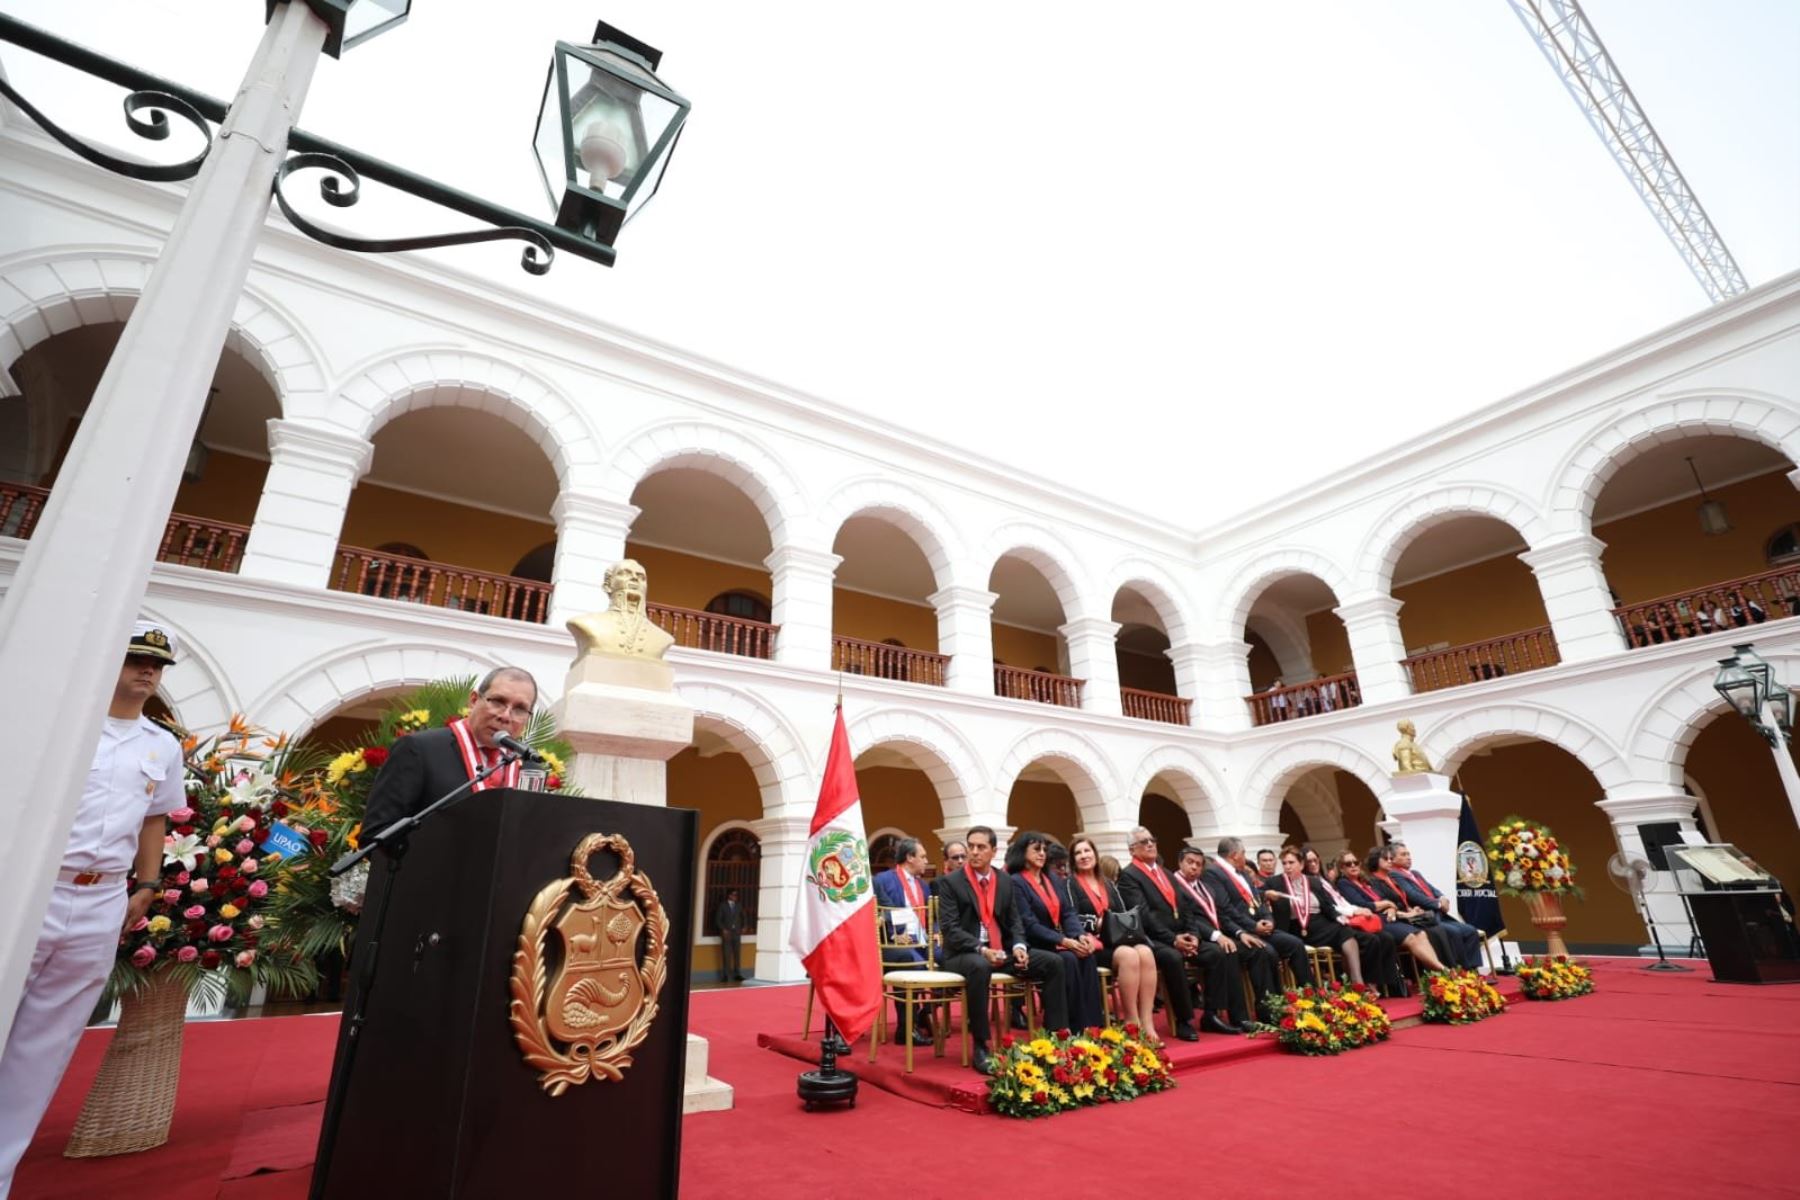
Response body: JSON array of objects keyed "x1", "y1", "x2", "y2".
[{"x1": 493, "y1": 733, "x2": 545, "y2": 764}]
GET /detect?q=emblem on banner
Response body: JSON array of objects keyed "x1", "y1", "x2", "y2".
[
  {"x1": 510, "y1": 832, "x2": 669, "y2": 1096},
  {"x1": 806, "y1": 828, "x2": 870, "y2": 904},
  {"x1": 1456, "y1": 840, "x2": 1491, "y2": 887}
]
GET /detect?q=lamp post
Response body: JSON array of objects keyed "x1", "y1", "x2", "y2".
[
  {"x1": 1713, "y1": 643, "x2": 1800, "y2": 830},
  {"x1": 0, "y1": 3, "x2": 687, "y2": 1052}
]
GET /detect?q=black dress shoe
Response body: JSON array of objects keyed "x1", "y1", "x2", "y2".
[
  {"x1": 1200, "y1": 1014, "x2": 1242, "y2": 1035},
  {"x1": 1010, "y1": 1010, "x2": 1030, "y2": 1031},
  {"x1": 1173, "y1": 1022, "x2": 1199, "y2": 1042},
  {"x1": 909, "y1": 1027, "x2": 935, "y2": 1046},
  {"x1": 972, "y1": 1046, "x2": 995, "y2": 1074}
]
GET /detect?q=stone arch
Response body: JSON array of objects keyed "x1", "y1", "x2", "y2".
[
  {"x1": 602, "y1": 418, "x2": 808, "y2": 549},
  {"x1": 820, "y1": 475, "x2": 968, "y2": 593},
  {"x1": 323, "y1": 347, "x2": 598, "y2": 490},
  {"x1": 1285, "y1": 772, "x2": 1352, "y2": 852},
  {"x1": 1626, "y1": 648, "x2": 1800, "y2": 787},
  {"x1": 1427, "y1": 703, "x2": 1632, "y2": 791},
  {"x1": 138, "y1": 605, "x2": 240, "y2": 737},
  {"x1": 1245, "y1": 609, "x2": 1316, "y2": 680},
  {"x1": 0, "y1": 247, "x2": 326, "y2": 413},
  {"x1": 994, "y1": 728, "x2": 1121, "y2": 832},
  {"x1": 1353, "y1": 482, "x2": 1552, "y2": 596},
  {"x1": 846, "y1": 707, "x2": 987, "y2": 826},
  {"x1": 1239, "y1": 738, "x2": 1393, "y2": 831},
  {"x1": 1125, "y1": 746, "x2": 1229, "y2": 835},
  {"x1": 247, "y1": 640, "x2": 505, "y2": 739},
  {"x1": 1102, "y1": 557, "x2": 1196, "y2": 646},
  {"x1": 674, "y1": 679, "x2": 812, "y2": 819},
  {"x1": 983, "y1": 523, "x2": 1095, "y2": 625},
  {"x1": 1547, "y1": 390, "x2": 1800, "y2": 534},
  {"x1": 1218, "y1": 547, "x2": 1354, "y2": 636}
]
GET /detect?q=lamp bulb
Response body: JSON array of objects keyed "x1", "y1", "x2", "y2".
[{"x1": 580, "y1": 130, "x2": 627, "y2": 183}]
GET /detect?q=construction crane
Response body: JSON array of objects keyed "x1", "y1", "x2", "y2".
[{"x1": 1507, "y1": 0, "x2": 1749, "y2": 304}]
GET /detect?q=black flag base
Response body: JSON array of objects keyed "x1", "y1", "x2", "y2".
[
  {"x1": 798, "y1": 1017, "x2": 858, "y2": 1111},
  {"x1": 1644, "y1": 959, "x2": 1693, "y2": 972}
]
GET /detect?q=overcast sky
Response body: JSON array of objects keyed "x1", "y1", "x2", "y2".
[{"x1": 5, "y1": 1, "x2": 1797, "y2": 529}]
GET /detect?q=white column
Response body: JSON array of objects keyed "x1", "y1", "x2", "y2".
[
  {"x1": 750, "y1": 814, "x2": 809, "y2": 982},
  {"x1": 1383, "y1": 774, "x2": 1462, "y2": 915},
  {"x1": 236, "y1": 420, "x2": 372, "y2": 587},
  {"x1": 1163, "y1": 642, "x2": 1206, "y2": 728},
  {"x1": 929, "y1": 585, "x2": 997, "y2": 695},
  {"x1": 1084, "y1": 828, "x2": 1132, "y2": 863},
  {"x1": 0, "y1": 2, "x2": 329, "y2": 1052},
  {"x1": 1766, "y1": 717, "x2": 1800, "y2": 833},
  {"x1": 547, "y1": 492, "x2": 638, "y2": 625},
  {"x1": 1187, "y1": 639, "x2": 1254, "y2": 732},
  {"x1": 1060, "y1": 616, "x2": 1122, "y2": 716},
  {"x1": 1595, "y1": 792, "x2": 1702, "y2": 954},
  {"x1": 1333, "y1": 594, "x2": 1411, "y2": 705},
  {"x1": 1520, "y1": 534, "x2": 1627, "y2": 662},
  {"x1": 765, "y1": 545, "x2": 840, "y2": 669}
]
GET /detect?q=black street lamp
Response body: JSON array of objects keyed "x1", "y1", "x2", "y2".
[
  {"x1": 1714, "y1": 643, "x2": 1793, "y2": 747},
  {"x1": 265, "y1": 0, "x2": 411, "y2": 58}
]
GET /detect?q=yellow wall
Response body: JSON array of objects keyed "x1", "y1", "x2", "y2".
[
  {"x1": 1007, "y1": 780, "x2": 1079, "y2": 849},
  {"x1": 670, "y1": 747, "x2": 764, "y2": 977},
  {"x1": 1394, "y1": 554, "x2": 1551, "y2": 652},
  {"x1": 624, "y1": 543, "x2": 771, "y2": 613},
  {"x1": 1685, "y1": 714, "x2": 1800, "y2": 903},
  {"x1": 856, "y1": 766, "x2": 944, "y2": 842},
  {"x1": 1599, "y1": 469, "x2": 1799, "y2": 601},
  {"x1": 1301, "y1": 614, "x2": 1354, "y2": 677},
  {"x1": 1117, "y1": 649, "x2": 1177, "y2": 693},
  {"x1": 1456, "y1": 742, "x2": 1640, "y2": 948},
  {"x1": 992, "y1": 623, "x2": 1062, "y2": 672},
  {"x1": 832, "y1": 590, "x2": 939, "y2": 651},
  {"x1": 341, "y1": 483, "x2": 554, "y2": 576},
  {"x1": 1138, "y1": 793, "x2": 1191, "y2": 867},
  {"x1": 171, "y1": 450, "x2": 267, "y2": 526}
]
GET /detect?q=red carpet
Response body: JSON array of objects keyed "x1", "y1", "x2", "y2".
[{"x1": 12, "y1": 960, "x2": 1800, "y2": 1199}]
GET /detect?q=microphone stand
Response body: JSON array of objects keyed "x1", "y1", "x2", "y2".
[{"x1": 308, "y1": 750, "x2": 521, "y2": 1200}]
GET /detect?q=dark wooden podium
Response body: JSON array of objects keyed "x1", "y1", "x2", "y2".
[
  {"x1": 1687, "y1": 890, "x2": 1800, "y2": 984},
  {"x1": 311, "y1": 790, "x2": 697, "y2": 1198}
]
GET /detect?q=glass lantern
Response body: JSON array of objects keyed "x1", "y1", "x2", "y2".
[{"x1": 265, "y1": 0, "x2": 411, "y2": 58}]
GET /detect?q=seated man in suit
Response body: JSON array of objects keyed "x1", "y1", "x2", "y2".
[
  {"x1": 1114, "y1": 827, "x2": 1200, "y2": 1042},
  {"x1": 1390, "y1": 841, "x2": 1483, "y2": 970},
  {"x1": 931, "y1": 841, "x2": 967, "y2": 897},
  {"x1": 937, "y1": 826, "x2": 1067, "y2": 1073},
  {"x1": 1172, "y1": 846, "x2": 1248, "y2": 1032},
  {"x1": 872, "y1": 836, "x2": 935, "y2": 1045},
  {"x1": 1204, "y1": 836, "x2": 1312, "y2": 1020}
]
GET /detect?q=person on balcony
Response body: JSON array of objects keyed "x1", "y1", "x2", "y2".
[
  {"x1": 1388, "y1": 842, "x2": 1483, "y2": 970},
  {"x1": 1, "y1": 622, "x2": 187, "y2": 1195}
]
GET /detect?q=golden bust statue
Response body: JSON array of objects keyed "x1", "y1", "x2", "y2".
[
  {"x1": 1392, "y1": 719, "x2": 1434, "y2": 775},
  {"x1": 567, "y1": 559, "x2": 674, "y2": 662}
]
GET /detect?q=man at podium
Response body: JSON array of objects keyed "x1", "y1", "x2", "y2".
[{"x1": 362, "y1": 667, "x2": 539, "y2": 834}]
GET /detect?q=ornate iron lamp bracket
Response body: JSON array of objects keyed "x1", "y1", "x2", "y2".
[{"x1": 0, "y1": 75, "x2": 213, "y2": 182}]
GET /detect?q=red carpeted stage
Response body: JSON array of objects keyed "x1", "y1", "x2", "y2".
[{"x1": 12, "y1": 959, "x2": 1800, "y2": 1198}]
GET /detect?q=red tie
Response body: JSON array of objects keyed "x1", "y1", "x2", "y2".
[{"x1": 980, "y1": 875, "x2": 1003, "y2": 951}]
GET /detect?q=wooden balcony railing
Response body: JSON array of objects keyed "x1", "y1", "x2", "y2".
[
  {"x1": 1121, "y1": 686, "x2": 1192, "y2": 725},
  {"x1": 832, "y1": 635, "x2": 948, "y2": 686},
  {"x1": 1246, "y1": 671, "x2": 1361, "y2": 727},
  {"x1": 330, "y1": 545, "x2": 553, "y2": 623},
  {"x1": 647, "y1": 601, "x2": 777, "y2": 659},
  {"x1": 0, "y1": 481, "x2": 48, "y2": 539},
  {"x1": 994, "y1": 663, "x2": 1084, "y2": 709},
  {"x1": 1402, "y1": 626, "x2": 1560, "y2": 693},
  {"x1": 1614, "y1": 565, "x2": 1800, "y2": 649}
]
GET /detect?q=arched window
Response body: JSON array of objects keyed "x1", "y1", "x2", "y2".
[
  {"x1": 702, "y1": 827, "x2": 760, "y2": 937},
  {"x1": 375, "y1": 541, "x2": 429, "y2": 561},
  {"x1": 1767, "y1": 523, "x2": 1800, "y2": 566},
  {"x1": 706, "y1": 590, "x2": 771, "y2": 622},
  {"x1": 510, "y1": 540, "x2": 556, "y2": 582},
  {"x1": 868, "y1": 832, "x2": 901, "y2": 875},
  {"x1": 701, "y1": 591, "x2": 773, "y2": 657}
]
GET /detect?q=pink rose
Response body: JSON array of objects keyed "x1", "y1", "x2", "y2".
[
  {"x1": 205, "y1": 835, "x2": 221, "y2": 848},
  {"x1": 235, "y1": 839, "x2": 255, "y2": 856},
  {"x1": 174, "y1": 870, "x2": 190, "y2": 885},
  {"x1": 176, "y1": 946, "x2": 199, "y2": 963},
  {"x1": 130, "y1": 945, "x2": 156, "y2": 968},
  {"x1": 247, "y1": 881, "x2": 269, "y2": 899},
  {"x1": 183, "y1": 905, "x2": 206, "y2": 920},
  {"x1": 247, "y1": 914, "x2": 265, "y2": 930},
  {"x1": 190, "y1": 878, "x2": 210, "y2": 895},
  {"x1": 241, "y1": 858, "x2": 259, "y2": 875},
  {"x1": 235, "y1": 815, "x2": 258, "y2": 833},
  {"x1": 163, "y1": 889, "x2": 182, "y2": 905},
  {"x1": 234, "y1": 950, "x2": 257, "y2": 968},
  {"x1": 129, "y1": 916, "x2": 150, "y2": 932},
  {"x1": 168, "y1": 807, "x2": 195, "y2": 823},
  {"x1": 207, "y1": 925, "x2": 233, "y2": 943}
]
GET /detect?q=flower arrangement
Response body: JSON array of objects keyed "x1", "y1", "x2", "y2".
[
  {"x1": 1420, "y1": 968, "x2": 1508, "y2": 1024},
  {"x1": 1486, "y1": 816, "x2": 1582, "y2": 897},
  {"x1": 1515, "y1": 955, "x2": 1595, "y2": 1001},
  {"x1": 1268, "y1": 981, "x2": 1392, "y2": 1055},
  {"x1": 261, "y1": 677, "x2": 575, "y2": 973},
  {"x1": 107, "y1": 717, "x2": 319, "y2": 1007},
  {"x1": 985, "y1": 1025, "x2": 1175, "y2": 1118}
]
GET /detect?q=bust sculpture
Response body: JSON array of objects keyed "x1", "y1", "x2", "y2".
[
  {"x1": 1391, "y1": 719, "x2": 1434, "y2": 775},
  {"x1": 567, "y1": 559, "x2": 674, "y2": 663}
]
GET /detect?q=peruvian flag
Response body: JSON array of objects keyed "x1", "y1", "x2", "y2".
[{"x1": 787, "y1": 707, "x2": 882, "y2": 1044}]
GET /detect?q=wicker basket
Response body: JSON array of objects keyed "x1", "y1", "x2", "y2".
[{"x1": 64, "y1": 973, "x2": 189, "y2": 1157}]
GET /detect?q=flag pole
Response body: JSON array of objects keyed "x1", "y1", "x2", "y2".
[{"x1": 1457, "y1": 772, "x2": 1514, "y2": 974}]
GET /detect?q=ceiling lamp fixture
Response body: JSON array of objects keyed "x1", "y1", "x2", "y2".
[{"x1": 1686, "y1": 456, "x2": 1731, "y2": 536}]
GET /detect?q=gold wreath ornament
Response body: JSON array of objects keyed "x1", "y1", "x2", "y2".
[{"x1": 509, "y1": 832, "x2": 670, "y2": 1096}]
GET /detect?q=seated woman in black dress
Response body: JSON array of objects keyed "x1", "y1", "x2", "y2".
[
  {"x1": 1332, "y1": 851, "x2": 1450, "y2": 974},
  {"x1": 1006, "y1": 831, "x2": 1104, "y2": 1031},
  {"x1": 1365, "y1": 844, "x2": 1464, "y2": 967},
  {"x1": 1067, "y1": 834, "x2": 1159, "y2": 1036}
]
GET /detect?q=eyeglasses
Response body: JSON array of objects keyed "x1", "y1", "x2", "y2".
[
  {"x1": 480, "y1": 694, "x2": 534, "y2": 720},
  {"x1": 1133, "y1": 837, "x2": 1156, "y2": 847}
]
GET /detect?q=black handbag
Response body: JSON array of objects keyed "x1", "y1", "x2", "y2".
[
  {"x1": 1100, "y1": 881, "x2": 1147, "y2": 946},
  {"x1": 1402, "y1": 910, "x2": 1440, "y2": 928}
]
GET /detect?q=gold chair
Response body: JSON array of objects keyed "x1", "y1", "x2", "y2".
[
  {"x1": 1307, "y1": 945, "x2": 1340, "y2": 986},
  {"x1": 870, "y1": 898, "x2": 970, "y2": 1072}
]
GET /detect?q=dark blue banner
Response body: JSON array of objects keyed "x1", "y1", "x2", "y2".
[{"x1": 1454, "y1": 793, "x2": 1505, "y2": 938}]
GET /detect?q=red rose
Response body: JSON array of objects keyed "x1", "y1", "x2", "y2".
[
  {"x1": 363, "y1": 746, "x2": 389, "y2": 768},
  {"x1": 200, "y1": 950, "x2": 222, "y2": 969},
  {"x1": 309, "y1": 830, "x2": 330, "y2": 849},
  {"x1": 175, "y1": 824, "x2": 195, "y2": 837},
  {"x1": 219, "y1": 866, "x2": 238, "y2": 880},
  {"x1": 546, "y1": 775, "x2": 563, "y2": 791},
  {"x1": 271, "y1": 801, "x2": 290, "y2": 818}
]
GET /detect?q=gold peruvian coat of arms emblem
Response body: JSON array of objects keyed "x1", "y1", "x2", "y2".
[{"x1": 509, "y1": 832, "x2": 669, "y2": 1096}]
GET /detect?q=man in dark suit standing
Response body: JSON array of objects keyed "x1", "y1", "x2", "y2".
[
  {"x1": 362, "y1": 666, "x2": 540, "y2": 835},
  {"x1": 937, "y1": 826, "x2": 1066, "y2": 1073},
  {"x1": 1115, "y1": 828, "x2": 1200, "y2": 1041},
  {"x1": 714, "y1": 890, "x2": 747, "y2": 983},
  {"x1": 1205, "y1": 835, "x2": 1311, "y2": 1019},
  {"x1": 1172, "y1": 846, "x2": 1249, "y2": 1032}
]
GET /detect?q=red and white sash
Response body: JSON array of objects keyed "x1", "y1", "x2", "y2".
[
  {"x1": 448, "y1": 717, "x2": 521, "y2": 792},
  {"x1": 1282, "y1": 873, "x2": 1313, "y2": 930},
  {"x1": 1134, "y1": 861, "x2": 1177, "y2": 908},
  {"x1": 1176, "y1": 872, "x2": 1218, "y2": 925},
  {"x1": 1399, "y1": 868, "x2": 1439, "y2": 901}
]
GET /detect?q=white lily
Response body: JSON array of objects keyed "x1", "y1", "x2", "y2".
[{"x1": 165, "y1": 832, "x2": 204, "y2": 871}]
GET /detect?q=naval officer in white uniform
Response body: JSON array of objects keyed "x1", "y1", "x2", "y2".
[{"x1": 0, "y1": 621, "x2": 186, "y2": 1196}]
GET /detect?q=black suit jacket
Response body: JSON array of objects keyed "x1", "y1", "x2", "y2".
[
  {"x1": 1203, "y1": 863, "x2": 1269, "y2": 938},
  {"x1": 362, "y1": 727, "x2": 475, "y2": 834},
  {"x1": 1172, "y1": 872, "x2": 1230, "y2": 943},
  {"x1": 936, "y1": 869, "x2": 1028, "y2": 956},
  {"x1": 1116, "y1": 862, "x2": 1184, "y2": 947}
]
